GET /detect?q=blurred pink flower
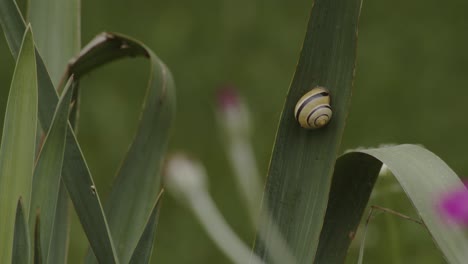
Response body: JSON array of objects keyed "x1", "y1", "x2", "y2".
[
  {"x1": 438, "y1": 184, "x2": 468, "y2": 225},
  {"x1": 215, "y1": 85, "x2": 250, "y2": 138},
  {"x1": 216, "y1": 85, "x2": 240, "y2": 112}
]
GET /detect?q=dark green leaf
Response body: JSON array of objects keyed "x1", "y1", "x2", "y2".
[
  {"x1": 69, "y1": 33, "x2": 175, "y2": 264},
  {"x1": 253, "y1": 0, "x2": 362, "y2": 262},
  {"x1": 129, "y1": 191, "x2": 164, "y2": 264},
  {"x1": 12, "y1": 198, "x2": 30, "y2": 264},
  {"x1": 34, "y1": 211, "x2": 42, "y2": 264}
]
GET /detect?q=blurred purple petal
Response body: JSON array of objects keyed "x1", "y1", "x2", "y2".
[{"x1": 438, "y1": 186, "x2": 468, "y2": 224}]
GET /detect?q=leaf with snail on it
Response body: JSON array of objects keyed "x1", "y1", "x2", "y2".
[
  {"x1": 253, "y1": 0, "x2": 362, "y2": 263},
  {"x1": 315, "y1": 144, "x2": 468, "y2": 264}
]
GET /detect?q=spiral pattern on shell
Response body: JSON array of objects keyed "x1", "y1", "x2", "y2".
[{"x1": 294, "y1": 86, "x2": 332, "y2": 129}]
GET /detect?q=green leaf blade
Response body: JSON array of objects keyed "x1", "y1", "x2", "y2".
[
  {"x1": 253, "y1": 0, "x2": 362, "y2": 262},
  {"x1": 47, "y1": 185, "x2": 69, "y2": 264},
  {"x1": 129, "y1": 191, "x2": 164, "y2": 264},
  {"x1": 1, "y1": 5, "x2": 119, "y2": 263},
  {"x1": 317, "y1": 144, "x2": 468, "y2": 264},
  {"x1": 28, "y1": 0, "x2": 80, "y2": 86},
  {"x1": 0, "y1": 25, "x2": 37, "y2": 263},
  {"x1": 29, "y1": 77, "x2": 74, "y2": 263},
  {"x1": 72, "y1": 33, "x2": 175, "y2": 264}
]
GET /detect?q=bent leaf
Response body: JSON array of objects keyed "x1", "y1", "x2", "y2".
[
  {"x1": 67, "y1": 32, "x2": 175, "y2": 264},
  {"x1": 316, "y1": 144, "x2": 468, "y2": 264}
]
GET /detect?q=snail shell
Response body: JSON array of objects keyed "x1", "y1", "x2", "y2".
[{"x1": 294, "y1": 86, "x2": 332, "y2": 129}]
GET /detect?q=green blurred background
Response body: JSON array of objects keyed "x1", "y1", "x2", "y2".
[{"x1": 1, "y1": 0, "x2": 468, "y2": 263}]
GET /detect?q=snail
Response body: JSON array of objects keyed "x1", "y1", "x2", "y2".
[{"x1": 294, "y1": 86, "x2": 332, "y2": 129}]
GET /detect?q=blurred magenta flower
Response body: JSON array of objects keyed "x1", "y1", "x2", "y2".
[
  {"x1": 217, "y1": 85, "x2": 240, "y2": 112},
  {"x1": 215, "y1": 85, "x2": 250, "y2": 138},
  {"x1": 438, "y1": 184, "x2": 468, "y2": 224}
]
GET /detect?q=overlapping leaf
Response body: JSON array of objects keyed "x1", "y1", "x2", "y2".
[
  {"x1": 0, "y1": 25, "x2": 37, "y2": 263},
  {"x1": 29, "y1": 77, "x2": 75, "y2": 263},
  {"x1": 0, "y1": 2, "x2": 118, "y2": 262}
]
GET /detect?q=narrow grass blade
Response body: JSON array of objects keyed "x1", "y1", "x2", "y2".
[
  {"x1": 316, "y1": 144, "x2": 468, "y2": 264},
  {"x1": 0, "y1": 3, "x2": 119, "y2": 263},
  {"x1": 29, "y1": 77, "x2": 74, "y2": 263},
  {"x1": 0, "y1": 25, "x2": 37, "y2": 263},
  {"x1": 47, "y1": 184, "x2": 69, "y2": 263},
  {"x1": 253, "y1": 0, "x2": 362, "y2": 262},
  {"x1": 0, "y1": 0, "x2": 25, "y2": 58},
  {"x1": 65, "y1": 32, "x2": 175, "y2": 264},
  {"x1": 129, "y1": 191, "x2": 164, "y2": 264},
  {"x1": 15, "y1": 0, "x2": 28, "y2": 19},
  {"x1": 28, "y1": 0, "x2": 80, "y2": 86},
  {"x1": 34, "y1": 211, "x2": 42, "y2": 264},
  {"x1": 12, "y1": 198, "x2": 30, "y2": 264},
  {"x1": 28, "y1": 1, "x2": 81, "y2": 260}
]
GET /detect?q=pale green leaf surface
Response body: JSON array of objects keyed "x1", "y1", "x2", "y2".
[
  {"x1": 29, "y1": 77, "x2": 74, "y2": 263},
  {"x1": 12, "y1": 198, "x2": 30, "y2": 264},
  {"x1": 316, "y1": 144, "x2": 468, "y2": 264},
  {"x1": 28, "y1": 0, "x2": 80, "y2": 86},
  {"x1": 0, "y1": 26, "x2": 37, "y2": 263},
  {"x1": 0, "y1": 2, "x2": 119, "y2": 263},
  {"x1": 28, "y1": 0, "x2": 81, "y2": 260},
  {"x1": 47, "y1": 184, "x2": 69, "y2": 264},
  {"x1": 253, "y1": 0, "x2": 362, "y2": 262},
  {"x1": 66, "y1": 33, "x2": 175, "y2": 264},
  {"x1": 129, "y1": 191, "x2": 164, "y2": 264}
]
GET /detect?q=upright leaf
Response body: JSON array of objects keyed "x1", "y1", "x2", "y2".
[
  {"x1": 12, "y1": 198, "x2": 30, "y2": 264},
  {"x1": 0, "y1": 25, "x2": 37, "y2": 263},
  {"x1": 253, "y1": 0, "x2": 362, "y2": 262},
  {"x1": 0, "y1": 3, "x2": 119, "y2": 263},
  {"x1": 28, "y1": 0, "x2": 81, "y2": 260},
  {"x1": 34, "y1": 211, "x2": 42, "y2": 264},
  {"x1": 29, "y1": 77, "x2": 74, "y2": 263},
  {"x1": 129, "y1": 191, "x2": 164, "y2": 264},
  {"x1": 47, "y1": 185, "x2": 69, "y2": 263},
  {"x1": 29, "y1": 0, "x2": 80, "y2": 86}
]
